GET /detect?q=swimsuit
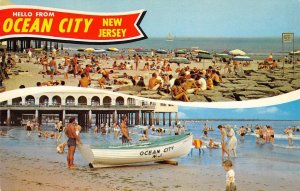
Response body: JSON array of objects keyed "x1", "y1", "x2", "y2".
[
  {"x1": 26, "y1": 126, "x2": 32, "y2": 131},
  {"x1": 122, "y1": 135, "x2": 129, "y2": 143},
  {"x1": 241, "y1": 133, "x2": 245, "y2": 136},
  {"x1": 64, "y1": 66, "x2": 69, "y2": 72},
  {"x1": 67, "y1": 138, "x2": 76, "y2": 147}
]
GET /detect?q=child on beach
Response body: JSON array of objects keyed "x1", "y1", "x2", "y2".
[
  {"x1": 56, "y1": 142, "x2": 67, "y2": 154},
  {"x1": 223, "y1": 160, "x2": 237, "y2": 191}
]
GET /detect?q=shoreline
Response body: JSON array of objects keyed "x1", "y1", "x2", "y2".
[{"x1": 1, "y1": 132, "x2": 300, "y2": 191}]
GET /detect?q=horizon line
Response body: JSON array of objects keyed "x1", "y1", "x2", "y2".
[
  {"x1": 147, "y1": 35, "x2": 300, "y2": 39},
  {"x1": 179, "y1": 118, "x2": 300, "y2": 121}
]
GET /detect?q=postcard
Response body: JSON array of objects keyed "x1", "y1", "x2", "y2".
[{"x1": 0, "y1": 1, "x2": 299, "y2": 191}]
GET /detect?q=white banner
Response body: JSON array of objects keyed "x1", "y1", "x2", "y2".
[{"x1": 282, "y1": 33, "x2": 294, "y2": 43}]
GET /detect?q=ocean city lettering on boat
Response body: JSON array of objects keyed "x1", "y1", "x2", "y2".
[{"x1": 139, "y1": 146, "x2": 174, "y2": 156}]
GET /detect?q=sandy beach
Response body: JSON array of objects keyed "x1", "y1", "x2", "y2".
[
  {"x1": 1, "y1": 126, "x2": 300, "y2": 191},
  {"x1": 2, "y1": 51, "x2": 300, "y2": 102}
]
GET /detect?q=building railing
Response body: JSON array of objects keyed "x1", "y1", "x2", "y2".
[{"x1": 0, "y1": 104, "x2": 154, "y2": 109}]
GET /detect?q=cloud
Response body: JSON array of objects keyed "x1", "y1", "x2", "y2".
[{"x1": 257, "y1": 107, "x2": 279, "y2": 114}]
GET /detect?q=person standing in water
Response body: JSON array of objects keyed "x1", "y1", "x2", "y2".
[
  {"x1": 225, "y1": 125, "x2": 238, "y2": 159},
  {"x1": 26, "y1": 120, "x2": 32, "y2": 137},
  {"x1": 120, "y1": 115, "x2": 131, "y2": 144},
  {"x1": 287, "y1": 128, "x2": 294, "y2": 146},
  {"x1": 203, "y1": 122, "x2": 208, "y2": 137},
  {"x1": 65, "y1": 117, "x2": 81, "y2": 169},
  {"x1": 218, "y1": 125, "x2": 230, "y2": 160}
]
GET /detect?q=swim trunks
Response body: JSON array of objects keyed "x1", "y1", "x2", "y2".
[
  {"x1": 26, "y1": 126, "x2": 32, "y2": 131},
  {"x1": 122, "y1": 135, "x2": 129, "y2": 143},
  {"x1": 241, "y1": 133, "x2": 245, "y2": 136},
  {"x1": 67, "y1": 138, "x2": 76, "y2": 147},
  {"x1": 64, "y1": 66, "x2": 69, "y2": 72}
]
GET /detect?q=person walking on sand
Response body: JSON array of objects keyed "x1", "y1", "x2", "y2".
[
  {"x1": 49, "y1": 57, "x2": 57, "y2": 80},
  {"x1": 223, "y1": 160, "x2": 237, "y2": 191},
  {"x1": 65, "y1": 117, "x2": 81, "y2": 169},
  {"x1": 71, "y1": 54, "x2": 78, "y2": 78},
  {"x1": 28, "y1": 50, "x2": 32, "y2": 61},
  {"x1": 120, "y1": 115, "x2": 131, "y2": 144},
  {"x1": 64, "y1": 56, "x2": 70, "y2": 79},
  {"x1": 135, "y1": 54, "x2": 140, "y2": 71}
]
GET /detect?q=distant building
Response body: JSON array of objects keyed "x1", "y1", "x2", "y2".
[{"x1": 0, "y1": 90, "x2": 178, "y2": 128}]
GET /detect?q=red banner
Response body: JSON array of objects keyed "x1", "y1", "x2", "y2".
[{"x1": 0, "y1": 6, "x2": 147, "y2": 44}]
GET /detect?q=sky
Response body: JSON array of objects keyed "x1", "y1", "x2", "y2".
[
  {"x1": 8, "y1": 0, "x2": 300, "y2": 38},
  {"x1": 178, "y1": 99, "x2": 300, "y2": 120}
]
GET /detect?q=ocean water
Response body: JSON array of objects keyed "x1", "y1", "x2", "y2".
[
  {"x1": 181, "y1": 120, "x2": 300, "y2": 173},
  {"x1": 63, "y1": 37, "x2": 300, "y2": 60},
  {"x1": 1, "y1": 119, "x2": 300, "y2": 173}
]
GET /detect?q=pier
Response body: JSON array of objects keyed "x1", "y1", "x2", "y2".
[
  {"x1": 2, "y1": 39, "x2": 59, "y2": 52},
  {"x1": 0, "y1": 90, "x2": 178, "y2": 128}
]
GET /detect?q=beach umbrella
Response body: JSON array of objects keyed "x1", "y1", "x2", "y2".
[
  {"x1": 175, "y1": 49, "x2": 187, "y2": 54},
  {"x1": 196, "y1": 53, "x2": 213, "y2": 59},
  {"x1": 229, "y1": 49, "x2": 246, "y2": 56},
  {"x1": 84, "y1": 48, "x2": 95, "y2": 52},
  {"x1": 169, "y1": 57, "x2": 191, "y2": 66},
  {"x1": 215, "y1": 53, "x2": 232, "y2": 59},
  {"x1": 135, "y1": 49, "x2": 151, "y2": 53},
  {"x1": 77, "y1": 48, "x2": 85, "y2": 52},
  {"x1": 94, "y1": 49, "x2": 106, "y2": 53},
  {"x1": 232, "y1": 56, "x2": 253, "y2": 61},
  {"x1": 106, "y1": 47, "x2": 119, "y2": 52},
  {"x1": 193, "y1": 49, "x2": 210, "y2": 54},
  {"x1": 196, "y1": 53, "x2": 213, "y2": 68},
  {"x1": 156, "y1": 49, "x2": 168, "y2": 54},
  {"x1": 289, "y1": 50, "x2": 300, "y2": 55}
]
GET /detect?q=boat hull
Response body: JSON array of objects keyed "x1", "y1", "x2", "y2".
[{"x1": 78, "y1": 132, "x2": 193, "y2": 168}]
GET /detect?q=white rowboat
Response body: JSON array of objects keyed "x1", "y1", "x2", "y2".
[{"x1": 78, "y1": 132, "x2": 193, "y2": 168}]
